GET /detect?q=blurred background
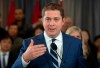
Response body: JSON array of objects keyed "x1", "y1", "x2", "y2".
[
  {"x1": 0, "y1": 0, "x2": 100, "y2": 67},
  {"x1": 0, "y1": 0, "x2": 100, "y2": 40}
]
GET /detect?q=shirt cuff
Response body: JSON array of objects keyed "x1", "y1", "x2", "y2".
[{"x1": 22, "y1": 55, "x2": 30, "y2": 67}]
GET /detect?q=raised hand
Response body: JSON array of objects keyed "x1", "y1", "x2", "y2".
[{"x1": 23, "y1": 39, "x2": 46, "y2": 62}]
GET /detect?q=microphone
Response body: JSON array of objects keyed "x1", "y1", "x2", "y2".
[
  {"x1": 50, "y1": 43, "x2": 65, "y2": 68},
  {"x1": 51, "y1": 43, "x2": 57, "y2": 50}
]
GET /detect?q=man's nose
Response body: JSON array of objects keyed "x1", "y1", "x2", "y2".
[{"x1": 49, "y1": 20, "x2": 55, "y2": 25}]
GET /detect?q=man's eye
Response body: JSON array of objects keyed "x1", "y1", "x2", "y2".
[
  {"x1": 46, "y1": 18, "x2": 51, "y2": 22},
  {"x1": 54, "y1": 18, "x2": 60, "y2": 22},
  {"x1": 46, "y1": 18, "x2": 51, "y2": 20},
  {"x1": 45, "y1": 17, "x2": 60, "y2": 22}
]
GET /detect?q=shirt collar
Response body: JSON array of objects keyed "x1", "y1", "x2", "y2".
[
  {"x1": 55, "y1": 32, "x2": 62, "y2": 42},
  {"x1": 0, "y1": 51, "x2": 9, "y2": 56},
  {"x1": 44, "y1": 31, "x2": 52, "y2": 42},
  {"x1": 44, "y1": 31, "x2": 62, "y2": 42}
]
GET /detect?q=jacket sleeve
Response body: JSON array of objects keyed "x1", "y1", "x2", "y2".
[{"x1": 12, "y1": 39, "x2": 30, "y2": 68}]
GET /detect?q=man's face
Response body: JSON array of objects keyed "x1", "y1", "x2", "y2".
[
  {"x1": 35, "y1": 28, "x2": 43, "y2": 36},
  {"x1": 62, "y1": 17, "x2": 73, "y2": 33},
  {"x1": 0, "y1": 38, "x2": 12, "y2": 52},
  {"x1": 42, "y1": 10, "x2": 64, "y2": 38},
  {"x1": 14, "y1": 9, "x2": 24, "y2": 21},
  {"x1": 8, "y1": 25, "x2": 18, "y2": 37}
]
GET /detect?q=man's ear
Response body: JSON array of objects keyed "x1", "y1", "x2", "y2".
[
  {"x1": 62, "y1": 17, "x2": 65, "y2": 25},
  {"x1": 63, "y1": 17, "x2": 66, "y2": 22},
  {"x1": 41, "y1": 18, "x2": 43, "y2": 24}
]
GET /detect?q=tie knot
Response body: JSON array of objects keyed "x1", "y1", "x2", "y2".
[
  {"x1": 52, "y1": 39, "x2": 56, "y2": 43},
  {"x1": 3, "y1": 53, "x2": 6, "y2": 56}
]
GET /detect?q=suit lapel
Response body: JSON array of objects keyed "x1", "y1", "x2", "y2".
[
  {"x1": 7, "y1": 52, "x2": 12, "y2": 68},
  {"x1": 37, "y1": 33, "x2": 54, "y2": 68},
  {"x1": 60, "y1": 33, "x2": 71, "y2": 68},
  {"x1": 7, "y1": 51, "x2": 17, "y2": 68}
]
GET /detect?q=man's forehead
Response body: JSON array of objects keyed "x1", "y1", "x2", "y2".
[
  {"x1": 44, "y1": 13, "x2": 61, "y2": 18},
  {"x1": 45, "y1": 10, "x2": 60, "y2": 14},
  {"x1": 15, "y1": 9, "x2": 23, "y2": 13}
]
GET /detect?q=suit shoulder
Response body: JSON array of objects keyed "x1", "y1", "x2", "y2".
[
  {"x1": 25, "y1": 34, "x2": 42, "y2": 41},
  {"x1": 62, "y1": 33, "x2": 82, "y2": 43},
  {"x1": 23, "y1": 34, "x2": 43, "y2": 44}
]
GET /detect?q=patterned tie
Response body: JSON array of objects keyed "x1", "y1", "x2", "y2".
[
  {"x1": 50, "y1": 39, "x2": 59, "y2": 68},
  {"x1": 2, "y1": 53, "x2": 6, "y2": 68}
]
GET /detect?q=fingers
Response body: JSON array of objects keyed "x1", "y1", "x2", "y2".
[
  {"x1": 33, "y1": 44, "x2": 46, "y2": 50},
  {"x1": 23, "y1": 39, "x2": 46, "y2": 62},
  {"x1": 32, "y1": 45, "x2": 46, "y2": 54},
  {"x1": 29, "y1": 39, "x2": 34, "y2": 47},
  {"x1": 30, "y1": 39, "x2": 34, "y2": 45},
  {"x1": 28, "y1": 39, "x2": 46, "y2": 50},
  {"x1": 31, "y1": 44, "x2": 46, "y2": 56},
  {"x1": 31, "y1": 47, "x2": 46, "y2": 59}
]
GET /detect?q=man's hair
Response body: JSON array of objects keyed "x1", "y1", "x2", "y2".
[
  {"x1": 0, "y1": 28, "x2": 13, "y2": 42},
  {"x1": 34, "y1": 24, "x2": 44, "y2": 32},
  {"x1": 42, "y1": 3, "x2": 64, "y2": 18},
  {"x1": 15, "y1": 8, "x2": 25, "y2": 14},
  {"x1": 8, "y1": 23, "x2": 18, "y2": 30}
]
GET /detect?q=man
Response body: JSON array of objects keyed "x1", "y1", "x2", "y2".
[
  {"x1": 32, "y1": 16, "x2": 43, "y2": 28},
  {"x1": 14, "y1": 8, "x2": 24, "y2": 22},
  {"x1": 13, "y1": 8, "x2": 33, "y2": 39},
  {"x1": 33, "y1": 24, "x2": 44, "y2": 36},
  {"x1": 7, "y1": 23, "x2": 23, "y2": 56},
  {"x1": 0, "y1": 29, "x2": 17, "y2": 68},
  {"x1": 13, "y1": 8, "x2": 25, "y2": 38},
  {"x1": 61, "y1": 17, "x2": 73, "y2": 33},
  {"x1": 12, "y1": 3, "x2": 86, "y2": 68}
]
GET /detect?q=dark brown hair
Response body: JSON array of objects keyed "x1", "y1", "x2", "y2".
[
  {"x1": 42, "y1": 3, "x2": 64, "y2": 18},
  {"x1": 0, "y1": 29, "x2": 13, "y2": 43}
]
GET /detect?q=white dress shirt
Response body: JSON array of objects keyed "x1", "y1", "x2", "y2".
[
  {"x1": 0, "y1": 51, "x2": 9, "y2": 67},
  {"x1": 44, "y1": 31, "x2": 63, "y2": 67},
  {"x1": 22, "y1": 31, "x2": 63, "y2": 67}
]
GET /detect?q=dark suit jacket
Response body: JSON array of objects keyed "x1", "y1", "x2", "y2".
[
  {"x1": 12, "y1": 32, "x2": 86, "y2": 68},
  {"x1": 7, "y1": 51, "x2": 18, "y2": 68}
]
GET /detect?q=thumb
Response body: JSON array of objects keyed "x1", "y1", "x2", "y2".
[{"x1": 29, "y1": 39, "x2": 34, "y2": 47}]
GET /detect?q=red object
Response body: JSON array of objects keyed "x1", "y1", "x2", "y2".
[
  {"x1": 32, "y1": 0, "x2": 41, "y2": 24},
  {"x1": 60, "y1": 0, "x2": 63, "y2": 7},
  {"x1": 6, "y1": 0, "x2": 15, "y2": 26}
]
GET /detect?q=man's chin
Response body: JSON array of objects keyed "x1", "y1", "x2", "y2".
[{"x1": 48, "y1": 34, "x2": 57, "y2": 38}]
